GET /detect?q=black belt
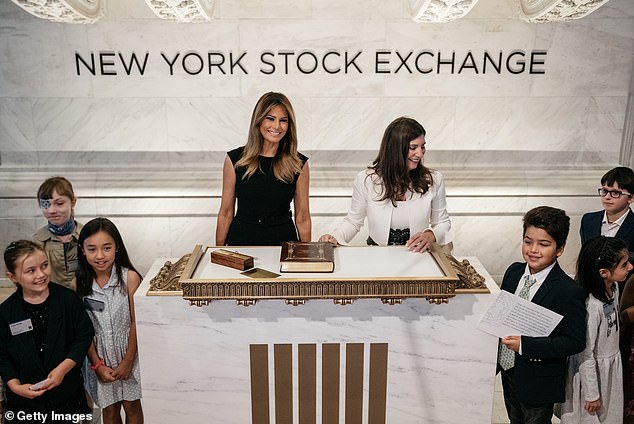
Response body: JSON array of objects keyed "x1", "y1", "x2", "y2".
[
  {"x1": 367, "y1": 228, "x2": 410, "y2": 246},
  {"x1": 235, "y1": 211, "x2": 292, "y2": 225}
]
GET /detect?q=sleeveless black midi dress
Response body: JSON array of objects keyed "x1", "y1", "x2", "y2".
[{"x1": 225, "y1": 146, "x2": 308, "y2": 246}]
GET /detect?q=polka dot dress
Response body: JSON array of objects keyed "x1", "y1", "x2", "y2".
[{"x1": 84, "y1": 267, "x2": 142, "y2": 408}]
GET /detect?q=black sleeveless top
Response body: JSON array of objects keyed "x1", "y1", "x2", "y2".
[{"x1": 226, "y1": 146, "x2": 308, "y2": 246}]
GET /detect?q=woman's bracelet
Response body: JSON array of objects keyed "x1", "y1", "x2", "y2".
[{"x1": 89, "y1": 358, "x2": 105, "y2": 371}]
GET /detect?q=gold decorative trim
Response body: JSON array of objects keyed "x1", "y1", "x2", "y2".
[
  {"x1": 381, "y1": 298, "x2": 403, "y2": 305},
  {"x1": 445, "y1": 255, "x2": 487, "y2": 290},
  {"x1": 427, "y1": 296, "x2": 450, "y2": 305},
  {"x1": 147, "y1": 254, "x2": 190, "y2": 295},
  {"x1": 182, "y1": 279, "x2": 458, "y2": 307},
  {"x1": 177, "y1": 244, "x2": 488, "y2": 306}
]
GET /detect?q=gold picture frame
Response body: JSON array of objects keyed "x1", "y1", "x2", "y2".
[{"x1": 149, "y1": 243, "x2": 488, "y2": 306}]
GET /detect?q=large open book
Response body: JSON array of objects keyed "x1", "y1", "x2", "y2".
[{"x1": 279, "y1": 241, "x2": 335, "y2": 273}]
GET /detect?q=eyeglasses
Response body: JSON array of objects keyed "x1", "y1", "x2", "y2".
[{"x1": 598, "y1": 188, "x2": 632, "y2": 198}]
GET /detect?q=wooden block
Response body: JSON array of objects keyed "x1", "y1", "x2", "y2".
[{"x1": 211, "y1": 249, "x2": 254, "y2": 271}]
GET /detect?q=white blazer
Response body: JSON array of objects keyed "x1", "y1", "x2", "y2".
[{"x1": 330, "y1": 169, "x2": 452, "y2": 246}]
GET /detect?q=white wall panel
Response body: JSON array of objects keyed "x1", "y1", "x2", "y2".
[{"x1": 0, "y1": 0, "x2": 633, "y2": 286}]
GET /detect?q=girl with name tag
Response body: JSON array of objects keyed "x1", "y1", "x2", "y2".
[
  {"x1": 33, "y1": 177, "x2": 83, "y2": 291},
  {"x1": 75, "y1": 217, "x2": 144, "y2": 424},
  {"x1": 558, "y1": 236, "x2": 633, "y2": 424},
  {"x1": 0, "y1": 240, "x2": 94, "y2": 422}
]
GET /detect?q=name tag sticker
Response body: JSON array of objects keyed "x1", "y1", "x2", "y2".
[
  {"x1": 603, "y1": 301, "x2": 616, "y2": 319},
  {"x1": 84, "y1": 297, "x2": 105, "y2": 312},
  {"x1": 9, "y1": 318, "x2": 33, "y2": 336}
]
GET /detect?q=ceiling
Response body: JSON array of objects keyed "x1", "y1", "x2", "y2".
[{"x1": 8, "y1": 0, "x2": 614, "y2": 24}]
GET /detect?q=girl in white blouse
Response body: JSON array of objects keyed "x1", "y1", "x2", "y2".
[{"x1": 319, "y1": 116, "x2": 452, "y2": 252}]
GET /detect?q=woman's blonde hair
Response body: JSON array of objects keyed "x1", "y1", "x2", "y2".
[{"x1": 236, "y1": 92, "x2": 303, "y2": 183}]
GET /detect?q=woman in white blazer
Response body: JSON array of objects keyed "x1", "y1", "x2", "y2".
[{"x1": 319, "y1": 117, "x2": 452, "y2": 253}]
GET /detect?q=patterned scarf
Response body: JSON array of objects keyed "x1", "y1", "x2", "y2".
[{"x1": 48, "y1": 218, "x2": 76, "y2": 237}]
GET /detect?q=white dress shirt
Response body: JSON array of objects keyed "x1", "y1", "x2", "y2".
[
  {"x1": 516, "y1": 262, "x2": 556, "y2": 301},
  {"x1": 601, "y1": 209, "x2": 631, "y2": 237}
]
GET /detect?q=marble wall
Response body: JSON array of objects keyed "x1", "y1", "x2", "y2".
[{"x1": 0, "y1": 0, "x2": 633, "y2": 282}]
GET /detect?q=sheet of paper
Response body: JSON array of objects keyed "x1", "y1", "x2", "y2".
[{"x1": 478, "y1": 290, "x2": 563, "y2": 338}]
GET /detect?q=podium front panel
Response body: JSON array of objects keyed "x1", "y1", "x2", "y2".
[{"x1": 136, "y1": 256, "x2": 499, "y2": 424}]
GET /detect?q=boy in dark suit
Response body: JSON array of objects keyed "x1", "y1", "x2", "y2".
[
  {"x1": 580, "y1": 166, "x2": 634, "y2": 290},
  {"x1": 498, "y1": 206, "x2": 586, "y2": 424},
  {"x1": 580, "y1": 166, "x2": 634, "y2": 250}
]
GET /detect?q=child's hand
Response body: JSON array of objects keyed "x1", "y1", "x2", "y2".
[
  {"x1": 584, "y1": 398, "x2": 602, "y2": 413},
  {"x1": 112, "y1": 359, "x2": 134, "y2": 380},
  {"x1": 501, "y1": 336, "x2": 521, "y2": 353},
  {"x1": 7, "y1": 382, "x2": 47, "y2": 399},
  {"x1": 46, "y1": 368, "x2": 66, "y2": 390},
  {"x1": 95, "y1": 365, "x2": 117, "y2": 383}
]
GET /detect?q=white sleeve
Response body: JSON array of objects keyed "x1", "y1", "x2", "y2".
[
  {"x1": 330, "y1": 172, "x2": 370, "y2": 244},
  {"x1": 428, "y1": 172, "x2": 452, "y2": 245},
  {"x1": 578, "y1": 302, "x2": 600, "y2": 402}
]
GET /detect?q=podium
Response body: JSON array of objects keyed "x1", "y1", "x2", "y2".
[{"x1": 135, "y1": 246, "x2": 500, "y2": 423}]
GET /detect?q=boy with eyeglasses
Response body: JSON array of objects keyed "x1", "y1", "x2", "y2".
[{"x1": 580, "y1": 166, "x2": 633, "y2": 290}]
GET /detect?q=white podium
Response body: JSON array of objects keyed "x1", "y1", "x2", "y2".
[{"x1": 135, "y1": 249, "x2": 500, "y2": 424}]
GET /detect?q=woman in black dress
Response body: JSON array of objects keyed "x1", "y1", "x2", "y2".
[{"x1": 216, "y1": 92, "x2": 311, "y2": 246}]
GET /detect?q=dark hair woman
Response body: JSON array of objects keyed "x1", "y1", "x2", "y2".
[{"x1": 320, "y1": 116, "x2": 452, "y2": 253}]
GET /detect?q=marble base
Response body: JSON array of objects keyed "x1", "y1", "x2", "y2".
[{"x1": 135, "y1": 257, "x2": 500, "y2": 423}]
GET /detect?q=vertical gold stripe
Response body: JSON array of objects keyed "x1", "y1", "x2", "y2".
[
  {"x1": 274, "y1": 344, "x2": 293, "y2": 424},
  {"x1": 368, "y1": 343, "x2": 388, "y2": 424},
  {"x1": 250, "y1": 344, "x2": 270, "y2": 424},
  {"x1": 299, "y1": 344, "x2": 317, "y2": 424},
  {"x1": 322, "y1": 343, "x2": 340, "y2": 424},
  {"x1": 345, "y1": 343, "x2": 364, "y2": 424}
]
